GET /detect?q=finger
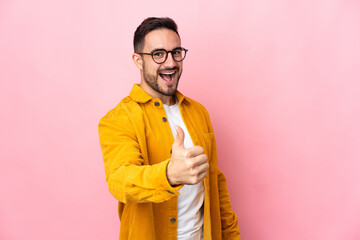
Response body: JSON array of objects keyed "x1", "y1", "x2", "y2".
[
  {"x1": 185, "y1": 146, "x2": 204, "y2": 157},
  {"x1": 187, "y1": 170, "x2": 207, "y2": 185},
  {"x1": 196, "y1": 162, "x2": 209, "y2": 173},
  {"x1": 197, "y1": 171, "x2": 208, "y2": 183},
  {"x1": 173, "y1": 125, "x2": 185, "y2": 149},
  {"x1": 190, "y1": 154, "x2": 208, "y2": 167}
]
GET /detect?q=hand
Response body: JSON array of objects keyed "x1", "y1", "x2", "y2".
[{"x1": 166, "y1": 125, "x2": 209, "y2": 186}]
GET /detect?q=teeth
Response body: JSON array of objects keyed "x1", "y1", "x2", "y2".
[{"x1": 161, "y1": 71, "x2": 175, "y2": 75}]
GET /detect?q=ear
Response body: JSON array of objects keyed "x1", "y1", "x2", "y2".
[{"x1": 132, "y1": 53, "x2": 143, "y2": 70}]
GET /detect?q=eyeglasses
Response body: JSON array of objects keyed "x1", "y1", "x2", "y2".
[{"x1": 137, "y1": 47, "x2": 188, "y2": 64}]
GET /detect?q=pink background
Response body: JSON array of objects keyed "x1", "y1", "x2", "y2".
[{"x1": 1, "y1": 0, "x2": 360, "y2": 239}]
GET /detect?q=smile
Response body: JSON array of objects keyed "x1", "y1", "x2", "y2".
[{"x1": 159, "y1": 71, "x2": 176, "y2": 82}]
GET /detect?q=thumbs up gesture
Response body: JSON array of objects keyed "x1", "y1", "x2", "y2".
[{"x1": 166, "y1": 125, "x2": 209, "y2": 186}]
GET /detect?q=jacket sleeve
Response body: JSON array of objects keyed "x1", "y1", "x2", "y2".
[
  {"x1": 98, "y1": 107, "x2": 182, "y2": 204},
  {"x1": 218, "y1": 169, "x2": 241, "y2": 239}
]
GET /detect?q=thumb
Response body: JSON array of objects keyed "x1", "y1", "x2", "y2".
[{"x1": 173, "y1": 125, "x2": 185, "y2": 149}]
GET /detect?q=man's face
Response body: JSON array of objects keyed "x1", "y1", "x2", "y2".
[{"x1": 140, "y1": 29, "x2": 183, "y2": 97}]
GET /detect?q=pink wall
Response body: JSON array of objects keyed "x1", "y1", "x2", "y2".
[{"x1": 1, "y1": 0, "x2": 360, "y2": 239}]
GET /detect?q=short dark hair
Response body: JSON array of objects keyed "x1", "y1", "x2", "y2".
[{"x1": 133, "y1": 17, "x2": 179, "y2": 53}]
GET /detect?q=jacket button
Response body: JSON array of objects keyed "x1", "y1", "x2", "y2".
[
  {"x1": 170, "y1": 218, "x2": 176, "y2": 223},
  {"x1": 162, "y1": 117, "x2": 167, "y2": 122},
  {"x1": 154, "y1": 101, "x2": 160, "y2": 107},
  {"x1": 170, "y1": 149, "x2": 172, "y2": 154}
]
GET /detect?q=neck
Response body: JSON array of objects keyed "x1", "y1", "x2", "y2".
[{"x1": 162, "y1": 95, "x2": 176, "y2": 106}]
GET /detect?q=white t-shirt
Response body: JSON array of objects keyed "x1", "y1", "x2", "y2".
[{"x1": 163, "y1": 99, "x2": 204, "y2": 240}]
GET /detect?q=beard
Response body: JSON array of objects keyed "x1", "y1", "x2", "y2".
[{"x1": 142, "y1": 62, "x2": 181, "y2": 97}]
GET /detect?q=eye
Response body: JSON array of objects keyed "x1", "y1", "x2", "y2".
[
  {"x1": 152, "y1": 51, "x2": 165, "y2": 57},
  {"x1": 172, "y1": 49, "x2": 182, "y2": 55}
]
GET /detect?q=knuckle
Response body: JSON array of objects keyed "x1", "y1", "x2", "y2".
[
  {"x1": 192, "y1": 166, "x2": 205, "y2": 177},
  {"x1": 189, "y1": 167, "x2": 197, "y2": 176},
  {"x1": 185, "y1": 159, "x2": 195, "y2": 169},
  {"x1": 190, "y1": 176, "x2": 199, "y2": 185},
  {"x1": 184, "y1": 150, "x2": 191, "y2": 158}
]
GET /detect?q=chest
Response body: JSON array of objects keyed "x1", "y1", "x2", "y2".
[{"x1": 134, "y1": 102, "x2": 208, "y2": 166}]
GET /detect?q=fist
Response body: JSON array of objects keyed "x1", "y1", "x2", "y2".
[{"x1": 167, "y1": 125, "x2": 209, "y2": 186}]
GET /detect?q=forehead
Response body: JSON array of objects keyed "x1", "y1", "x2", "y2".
[{"x1": 143, "y1": 28, "x2": 181, "y2": 51}]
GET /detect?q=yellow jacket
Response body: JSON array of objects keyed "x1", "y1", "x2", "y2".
[{"x1": 99, "y1": 84, "x2": 241, "y2": 240}]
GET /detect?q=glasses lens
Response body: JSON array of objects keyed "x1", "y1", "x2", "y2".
[
  {"x1": 172, "y1": 48, "x2": 186, "y2": 62},
  {"x1": 152, "y1": 50, "x2": 167, "y2": 63}
]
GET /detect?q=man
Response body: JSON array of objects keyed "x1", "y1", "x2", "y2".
[{"x1": 99, "y1": 17, "x2": 241, "y2": 240}]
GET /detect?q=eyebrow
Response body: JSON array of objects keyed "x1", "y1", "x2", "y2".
[{"x1": 151, "y1": 46, "x2": 182, "y2": 52}]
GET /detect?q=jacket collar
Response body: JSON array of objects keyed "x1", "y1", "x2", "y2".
[{"x1": 129, "y1": 84, "x2": 189, "y2": 105}]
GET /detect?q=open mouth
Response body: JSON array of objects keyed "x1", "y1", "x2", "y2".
[{"x1": 159, "y1": 71, "x2": 176, "y2": 82}]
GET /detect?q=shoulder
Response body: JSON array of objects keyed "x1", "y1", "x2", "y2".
[
  {"x1": 98, "y1": 96, "x2": 143, "y2": 135},
  {"x1": 100, "y1": 96, "x2": 140, "y2": 121},
  {"x1": 182, "y1": 95, "x2": 211, "y2": 119}
]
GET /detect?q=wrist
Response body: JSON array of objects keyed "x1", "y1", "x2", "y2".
[{"x1": 166, "y1": 161, "x2": 178, "y2": 186}]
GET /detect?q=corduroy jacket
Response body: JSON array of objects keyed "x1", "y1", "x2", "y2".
[{"x1": 99, "y1": 84, "x2": 241, "y2": 240}]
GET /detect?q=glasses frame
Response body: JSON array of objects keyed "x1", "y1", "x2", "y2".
[{"x1": 136, "y1": 47, "x2": 188, "y2": 64}]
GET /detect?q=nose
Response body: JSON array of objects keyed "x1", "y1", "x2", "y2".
[{"x1": 162, "y1": 52, "x2": 177, "y2": 68}]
